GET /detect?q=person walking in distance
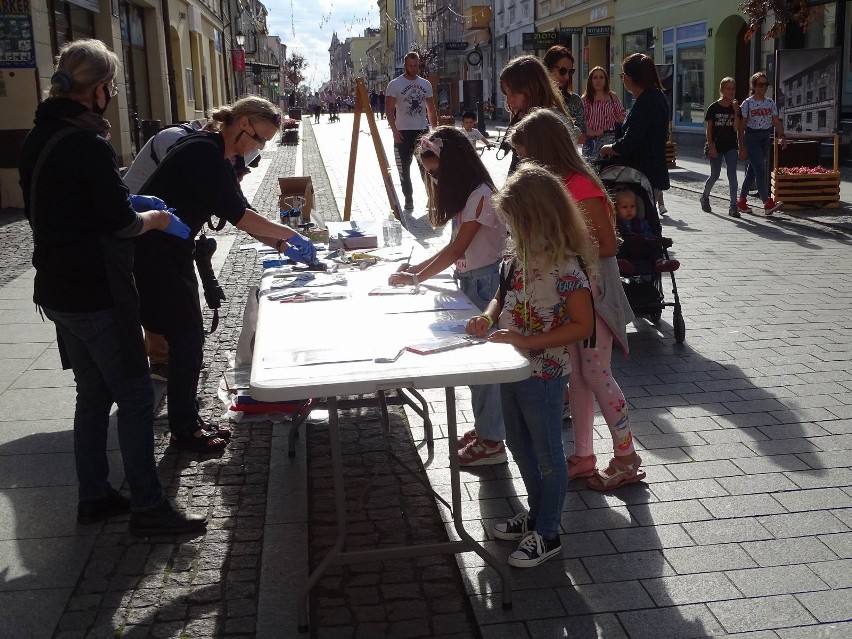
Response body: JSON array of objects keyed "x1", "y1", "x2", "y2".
[
  {"x1": 701, "y1": 77, "x2": 742, "y2": 218},
  {"x1": 736, "y1": 72, "x2": 786, "y2": 215},
  {"x1": 385, "y1": 51, "x2": 437, "y2": 210}
]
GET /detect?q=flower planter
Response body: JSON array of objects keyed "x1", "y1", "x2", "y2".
[
  {"x1": 438, "y1": 115, "x2": 456, "y2": 126},
  {"x1": 771, "y1": 169, "x2": 841, "y2": 209}
]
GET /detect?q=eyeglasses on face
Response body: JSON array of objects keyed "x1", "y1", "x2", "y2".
[
  {"x1": 246, "y1": 120, "x2": 273, "y2": 146},
  {"x1": 263, "y1": 112, "x2": 283, "y2": 127}
]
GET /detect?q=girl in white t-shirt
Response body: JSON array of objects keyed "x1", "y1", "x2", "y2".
[{"x1": 388, "y1": 126, "x2": 508, "y2": 467}]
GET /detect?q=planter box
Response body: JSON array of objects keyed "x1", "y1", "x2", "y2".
[{"x1": 770, "y1": 170, "x2": 841, "y2": 209}]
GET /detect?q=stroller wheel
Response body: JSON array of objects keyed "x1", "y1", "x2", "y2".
[{"x1": 674, "y1": 311, "x2": 686, "y2": 344}]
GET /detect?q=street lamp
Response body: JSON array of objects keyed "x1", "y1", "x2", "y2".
[{"x1": 235, "y1": 31, "x2": 245, "y2": 97}]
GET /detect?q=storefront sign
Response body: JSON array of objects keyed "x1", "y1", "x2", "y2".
[
  {"x1": 444, "y1": 42, "x2": 467, "y2": 53},
  {"x1": 0, "y1": 0, "x2": 36, "y2": 68},
  {"x1": 232, "y1": 48, "x2": 245, "y2": 72},
  {"x1": 522, "y1": 32, "x2": 559, "y2": 51},
  {"x1": 585, "y1": 26, "x2": 612, "y2": 37},
  {"x1": 559, "y1": 27, "x2": 583, "y2": 35}
]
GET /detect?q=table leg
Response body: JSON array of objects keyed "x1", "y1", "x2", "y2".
[
  {"x1": 297, "y1": 396, "x2": 347, "y2": 632},
  {"x1": 398, "y1": 388, "x2": 434, "y2": 450},
  {"x1": 444, "y1": 387, "x2": 513, "y2": 610}
]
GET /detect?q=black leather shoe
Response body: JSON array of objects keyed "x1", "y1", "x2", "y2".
[
  {"x1": 129, "y1": 501, "x2": 207, "y2": 535},
  {"x1": 77, "y1": 490, "x2": 131, "y2": 525}
]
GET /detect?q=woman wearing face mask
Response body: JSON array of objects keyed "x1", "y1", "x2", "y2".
[
  {"x1": 18, "y1": 39, "x2": 206, "y2": 534},
  {"x1": 132, "y1": 96, "x2": 317, "y2": 452}
]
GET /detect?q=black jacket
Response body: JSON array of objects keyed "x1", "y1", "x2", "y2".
[
  {"x1": 612, "y1": 88, "x2": 671, "y2": 190},
  {"x1": 19, "y1": 98, "x2": 141, "y2": 312}
]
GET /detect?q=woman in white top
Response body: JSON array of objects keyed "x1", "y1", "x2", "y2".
[{"x1": 388, "y1": 126, "x2": 508, "y2": 468}]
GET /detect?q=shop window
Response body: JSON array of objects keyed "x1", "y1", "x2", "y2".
[
  {"x1": 47, "y1": 0, "x2": 95, "y2": 55},
  {"x1": 662, "y1": 21, "x2": 706, "y2": 129},
  {"x1": 806, "y1": 112, "x2": 812, "y2": 124},
  {"x1": 818, "y1": 110, "x2": 826, "y2": 128}
]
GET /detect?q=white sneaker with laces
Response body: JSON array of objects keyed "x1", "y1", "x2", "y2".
[{"x1": 493, "y1": 512, "x2": 534, "y2": 540}]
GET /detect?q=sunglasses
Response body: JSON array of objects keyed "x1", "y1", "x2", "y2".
[{"x1": 556, "y1": 66, "x2": 575, "y2": 78}]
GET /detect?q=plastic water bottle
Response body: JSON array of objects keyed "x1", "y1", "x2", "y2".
[{"x1": 383, "y1": 218, "x2": 402, "y2": 246}]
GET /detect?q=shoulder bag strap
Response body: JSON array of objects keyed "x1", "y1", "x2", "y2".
[{"x1": 27, "y1": 126, "x2": 84, "y2": 227}]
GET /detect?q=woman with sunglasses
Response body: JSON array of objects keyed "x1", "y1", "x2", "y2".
[
  {"x1": 543, "y1": 46, "x2": 586, "y2": 145},
  {"x1": 581, "y1": 66, "x2": 626, "y2": 159},
  {"x1": 736, "y1": 72, "x2": 786, "y2": 215},
  {"x1": 599, "y1": 54, "x2": 670, "y2": 205},
  {"x1": 132, "y1": 96, "x2": 317, "y2": 452}
]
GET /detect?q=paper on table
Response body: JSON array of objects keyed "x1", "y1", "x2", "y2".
[
  {"x1": 405, "y1": 335, "x2": 483, "y2": 355},
  {"x1": 263, "y1": 347, "x2": 375, "y2": 367},
  {"x1": 369, "y1": 286, "x2": 423, "y2": 296}
]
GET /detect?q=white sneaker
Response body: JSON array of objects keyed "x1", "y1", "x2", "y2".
[
  {"x1": 493, "y1": 512, "x2": 534, "y2": 541},
  {"x1": 507, "y1": 530, "x2": 562, "y2": 568}
]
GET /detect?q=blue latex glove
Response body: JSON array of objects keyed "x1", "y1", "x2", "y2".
[
  {"x1": 163, "y1": 209, "x2": 192, "y2": 239},
  {"x1": 129, "y1": 194, "x2": 168, "y2": 212},
  {"x1": 284, "y1": 233, "x2": 317, "y2": 264}
]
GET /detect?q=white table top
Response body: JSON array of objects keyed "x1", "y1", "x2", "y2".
[{"x1": 249, "y1": 259, "x2": 530, "y2": 402}]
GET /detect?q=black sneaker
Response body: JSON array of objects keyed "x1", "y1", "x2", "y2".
[
  {"x1": 129, "y1": 500, "x2": 207, "y2": 536},
  {"x1": 728, "y1": 204, "x2": 741, "y2": 218},
  {"x1": 150, "y1": 363, "x2": 168, "y2": 382},
  {"x1": 404, "y1": 197, "x2": 414, "y2": 210},
  {"x1": 493, "y1": 512, "x2": 535, "y2": 540},
  {"x1": 77, "y1": 489, "x2": 131, "y2": 525},
  {"x1": 699, "y1": 195, "x2": 712, "y2": 212},
  {"x1": 508, "y1": 530, "x2": 562, "y2": 568}
]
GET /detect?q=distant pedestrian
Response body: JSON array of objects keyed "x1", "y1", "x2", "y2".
[
  {"x1": 581, "y1": 66, "x2": 625, "y2": 158},
  {"x1": 308, "y1": 92, "x2": 321, "y2": 123},
  {"x1": 388, "y1": 127, "x2": 506, "y2": 467},
  {"x1": 701, "y1": 77, "x2": 742, "y2": 218},
  {"x1": 470, "y1": 162, "x2": 596, "y2": 568},
  {"x1": 736, "y1": 71, "x2": 787, "y2": 215},
  {"x1": 386, "y1": 51, "x2": 437, "y2": 210},
  {"x1": 378, "y1": 89, "x2": 386, "y2": 119},
  {"x1": 369, "y1": 89, "x2": 378, "y2": 114},
  {"x1": 18, "y1": 39, "x2": 205, "y2": 535}
]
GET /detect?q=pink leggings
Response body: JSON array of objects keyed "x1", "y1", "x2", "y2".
[{"x1": 567, "y1": 314, "x2": 635, "y2": 458}]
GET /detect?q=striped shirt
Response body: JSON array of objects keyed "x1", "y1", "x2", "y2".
[{"x1": 583, "y1": 93, "x2": 625, "y2": 134}]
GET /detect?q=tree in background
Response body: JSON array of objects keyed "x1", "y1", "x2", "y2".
[
  {"x1": 740, "y1": 0, "x2": 812, "y2": 40},
  {"x1": 286, "y1": 51, "x2": 308, "y2": 89}
]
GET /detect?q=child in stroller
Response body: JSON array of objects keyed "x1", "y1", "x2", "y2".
[{"x1": 613, "y1": 186, "x2": 679, "y2": 275}]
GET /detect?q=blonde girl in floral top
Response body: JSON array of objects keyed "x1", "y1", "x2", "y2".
[{"x1": 466, "y1": 162, "x2": 596, "y2": 568}]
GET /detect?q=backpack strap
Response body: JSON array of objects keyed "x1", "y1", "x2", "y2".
[
  {"x1": 497, "y1": 258, "x2": 516, "y2": 303},
  {"x1": 137, "y1": 132, "x2": 220, "y2": 196},
  {"x1": 148, "y1": 123, "x2": 197, "y2": 166}
]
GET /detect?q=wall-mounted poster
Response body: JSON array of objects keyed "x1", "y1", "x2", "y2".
[
  {"x1": 0, "y1": 0, "x2": 36, "y2": 68},
  {"x1": 776, "y1": 47, "x2": 840, "y2": 138}
]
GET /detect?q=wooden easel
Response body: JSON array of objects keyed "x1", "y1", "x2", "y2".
[{"x1": 343, "y1": 77, "x2": 402, "y2": 221}]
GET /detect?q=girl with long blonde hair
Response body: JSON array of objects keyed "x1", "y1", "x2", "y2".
[{"x1": 467, "y1": 162, "x2": 595, "y2": 567}]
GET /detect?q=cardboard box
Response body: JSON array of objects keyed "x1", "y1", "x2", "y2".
[{"x1": 278, "y1": 176, "x2": 314, "y2": 222}]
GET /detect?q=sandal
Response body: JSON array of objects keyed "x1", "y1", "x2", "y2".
[
  {"x1": 586, "y1": 455, "x2": 646, "y2": 491},
  {"x1": 169, "y1": 431, "x2": 228, "y2": 452},
  {"x1": 567, "y1": 454, "x2": 597, "y2": 480}
]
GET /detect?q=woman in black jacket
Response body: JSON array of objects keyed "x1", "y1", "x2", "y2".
[
  {"x1": 18, "y1": 39, "x2": 205, "y2": 535},
  {"x1": 599, "y1": 54, "x2": 671, "y2": 199}
]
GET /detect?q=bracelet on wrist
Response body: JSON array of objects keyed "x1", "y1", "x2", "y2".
[
  {"x1": 276, "y1": 238, "x2": 286, "y2": 253},
  {"x1": 476, "y1": 314, "x2": 495, "y2": 329}
]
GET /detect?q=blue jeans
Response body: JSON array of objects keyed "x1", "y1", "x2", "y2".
[
  {"x1": 458, "y1": 266, "x2": 505, "y2": 442},
  {"x1": 703, "y1": 148, "x2": 739, "y2": 206},
  {"x1": 741, "y1": 129, "x2": 772, "y2": 202},
  {"x1": 501, "y1": 375, "x2": 568, "y2": 539},
  {"x1": 43, "y1": 307, "x2": 164, "y2": 511}
]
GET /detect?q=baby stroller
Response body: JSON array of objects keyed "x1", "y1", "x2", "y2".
[{"x1": 597, "y1": 162, "x2": 685, "y2": 343}]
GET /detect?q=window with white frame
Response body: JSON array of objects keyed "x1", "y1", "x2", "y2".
[{"x1": 662, "y1": 21, "x2": 706, "y2": 128}]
